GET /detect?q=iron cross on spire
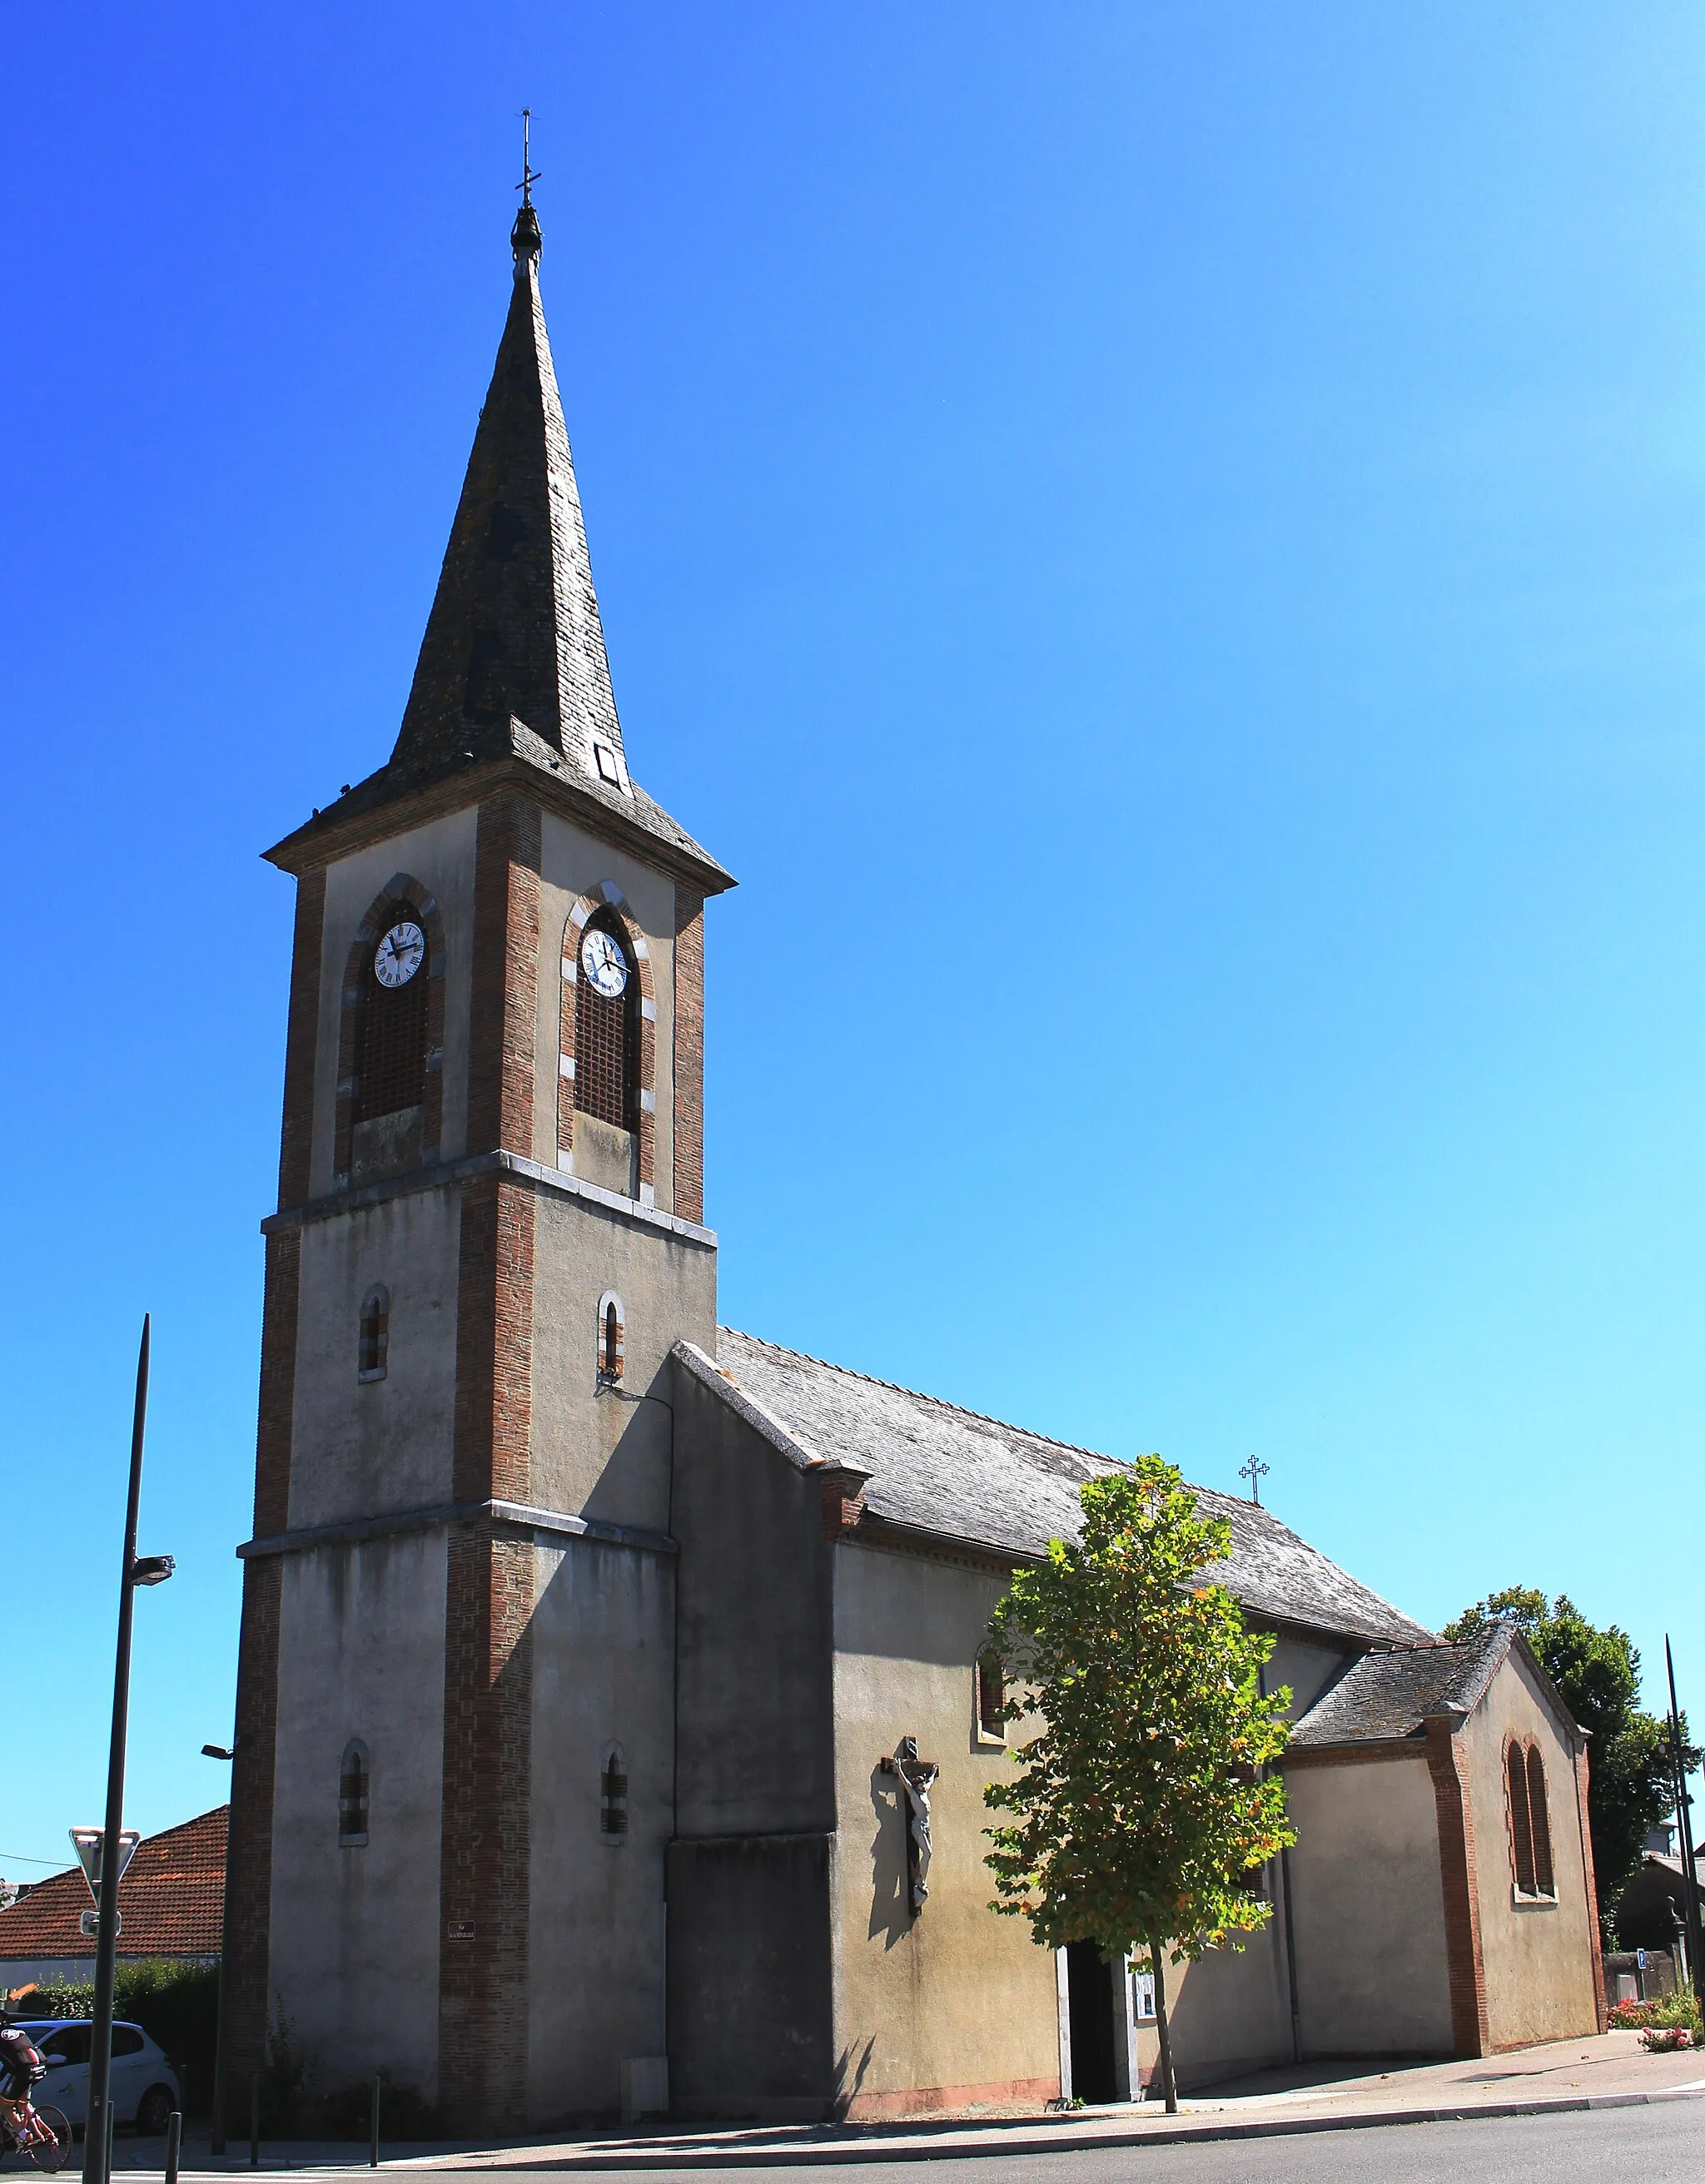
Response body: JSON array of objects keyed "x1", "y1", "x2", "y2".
[
  {"x1": 1239, "y1": 1453, "x2": 1270, "y2": 1505},
  {"x1": 518, "y1": 107, "x2": 542, "y2": 205}
]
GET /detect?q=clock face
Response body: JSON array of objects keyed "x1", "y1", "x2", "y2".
[
  {"x1": 580, "y1": 926, "x2": 629, "y2": 999},
  {"x1": 374, "y1": 921, "x2": 425, "y2": 989}
]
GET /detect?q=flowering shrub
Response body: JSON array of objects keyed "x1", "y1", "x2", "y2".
[{"x1": 1640, "y1": 2027, "x2": 1693, "y2": 2052}]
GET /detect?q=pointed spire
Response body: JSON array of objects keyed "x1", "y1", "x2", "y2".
[{"x1": 389, "y1": 186, "x2": 631, "y2": 796}]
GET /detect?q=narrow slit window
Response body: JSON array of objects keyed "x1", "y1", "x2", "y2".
[
  {"x1": 596, "y1": 1292, "x2": 624, "y2": 1383},
  {"x1": 976, "y1": 1650, "x2": 1005, "y2": 1740},
  {"x1": 1507, "y1": 1740, "x2": 1536, "y2": 1895},
  {"x1": 340, "y1": 1741, "x2": 370, "y2": 1847},
  {"x1": 358, "y1": 1287, "x2": 390, "y2": 1380},
  {"x1": 1526, "y1": 1747, "x2": 1554, "y2": 1896},
  {"x1": 600, "y1": 1746, "x2": 629, "y2": 1839}
]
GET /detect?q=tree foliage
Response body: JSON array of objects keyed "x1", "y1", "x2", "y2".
[
  {"x1": 982, "y1": 1457, "x2": 1295, "y2": 1967},
  {"x1": 1443, "y1": 1586, "x2": 1686, "y2": 1911}
]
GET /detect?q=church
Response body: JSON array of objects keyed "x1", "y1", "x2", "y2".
[{"x1": 224, "y1": 193, "x2": 1606, "y2": 2130}]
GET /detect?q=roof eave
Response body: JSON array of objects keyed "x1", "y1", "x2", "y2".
[{"x1": 264, "y1": 751, "x2": 736, "y2": 896}]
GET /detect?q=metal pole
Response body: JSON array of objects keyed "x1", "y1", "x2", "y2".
[
  {"x1": 164, "y1": 2111, "x2": 181, "y2": 2184},
  {"x1": 1664, "y1": 1637, "x2": 1703, "y2": 2002},
  {"x1": 87, "y1": 1317, "x2": 150, "y2": 2184},
  {"x1": 369, "y1": 2075, "x2": 380, "y2": 2167},
  {"x1": 210, "y1": 1792, "x2": 236, "y2": 2153}
]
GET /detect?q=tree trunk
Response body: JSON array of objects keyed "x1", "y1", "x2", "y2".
[{"x1": 1146, "y1": 1930, "x2": 1178, "y2": 2113}]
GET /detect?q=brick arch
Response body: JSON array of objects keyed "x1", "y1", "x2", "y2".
[
  {"x1": 556, "y1": 881, "x2": 657, "y2": 1204},
  {"x1": 333, "y1": 874, "x2": 448, "y2": 1189}
]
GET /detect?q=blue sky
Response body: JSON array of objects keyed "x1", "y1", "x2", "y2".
[{"x1": 2, "y1": 2, "x2": 1703, "y2": 1875}]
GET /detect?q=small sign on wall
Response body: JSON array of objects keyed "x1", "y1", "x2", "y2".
[{"x1": 1132, "y1": 1968, "x2": 1156, "y2": 2023}]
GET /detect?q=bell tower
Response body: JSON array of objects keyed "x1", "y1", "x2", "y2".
[{"x1": 225, "y1": 191, "x2": 733, "y2": 2129}]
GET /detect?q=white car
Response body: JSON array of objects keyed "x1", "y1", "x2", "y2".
[{"x1": 17, "y1": 2020, "x2": 181, "y2": 2137}]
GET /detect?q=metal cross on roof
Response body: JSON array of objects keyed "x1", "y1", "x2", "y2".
[
  {"x1": 1239, "y1": 1452, "x2": 1270, "y2": 1505},
  {"x1": 517, "y1": 107, "x2": 542, "y2": 206}
]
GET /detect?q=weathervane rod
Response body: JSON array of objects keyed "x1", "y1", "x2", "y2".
[{"x1": 519, "y1": 107, "x2": 540, "y2": 204}]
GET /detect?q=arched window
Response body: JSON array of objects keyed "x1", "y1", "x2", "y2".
[
  {"x1": 596, "y1": 1291, "x2": 625, "y2": 1384},
  {"x1": 1507, "y1": 1740, "x2": 1537, "y2": 1895},
  {"x1": 339, "y1": 1740, "x2": 370, "y2": 1847},
  {"x1": 1526, "y1": 1746, "x2": 1554, "y2": 1896},
  {"x1": 976, "y1": 1650, "x2": 1005, "y2": 1740},
  {"x1": 358, "y1": 1286, "x2": 390, "y2": 1381},
  {"x1": 574, "y1": 912, "x2": 638, "y2": 1131},
  {"x1": 355, "y1": 901, "x2": 430, "y2": 1127},
  {"x1": 599, "y1": 1745, "x2": 629, "y2": 1839}
]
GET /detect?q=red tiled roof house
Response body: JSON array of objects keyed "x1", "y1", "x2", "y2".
[{"x1": 0, "y1": 1809, "x2": 225, "y2": 1995}]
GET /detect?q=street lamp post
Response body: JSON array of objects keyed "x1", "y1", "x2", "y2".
[{"x1": 85, "y1": 1318, "x2": 174, "y2": 2184}]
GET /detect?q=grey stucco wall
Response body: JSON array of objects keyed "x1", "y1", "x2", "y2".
[
  {"x1": 669, "y1": 1367, "x2": 836, "y2": 1841},
  {"x1": 1466, "y1": 1653, "x2": 1599, "y2": 2049},
  {"x1": 290, "y1": 1191, "x2": 461, "y2": 1530},
  {"x1": 266, "y1": 1533, "x2": 449, "y2": 2102},
  {"x1": 1283, "y1": 1753, "x2": 1454, "y2": 2057},
  {"x1": 526, "y1": 1533, "x2": 676, "y2": 2122},
  {"x1": 829, "y1": 1542, "x2": 1061, "y2": 2111},
  {"x1": 667, "y1": 1835, "x2": 835, "y2": 2114},
  {"x1": 666, "y1": 1368, "x2": 838, "y2": 2113},
  {"x1": 530, "y1": 1199, "x2": 715, "y2": 1532}
]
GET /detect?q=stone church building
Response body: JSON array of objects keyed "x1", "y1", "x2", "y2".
[{"x1": 225, "y1": 198, "x2": 1606, "y2": 2127}]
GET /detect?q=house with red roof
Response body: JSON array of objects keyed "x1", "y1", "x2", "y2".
[{"x1": 0, "y1": 1809, "x2": 225, "y2": 1996}]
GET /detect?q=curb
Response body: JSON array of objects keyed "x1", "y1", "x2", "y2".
[
  {"x1": 166, "y1": 2081, "x2": 1705, "y2": 2176},
  {"x1": 373, "y1": 2081, "x2": 1705, "y2": 2170}
]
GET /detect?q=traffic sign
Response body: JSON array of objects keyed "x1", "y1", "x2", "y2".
[
  {"x1": 67, "y1": 1828, "x2": 140, "y2": 1906},
  {"x1": 78, "y1": 1908, "x2": 122, "y2": 1939}
]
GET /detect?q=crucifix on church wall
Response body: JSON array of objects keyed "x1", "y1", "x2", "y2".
[{"x1": 881, "y1": 1735, "x2": 940, "y2": 1916}]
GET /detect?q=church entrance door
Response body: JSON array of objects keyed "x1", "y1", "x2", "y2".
[{"x1": 1065, "y1": 1943, "x2": 1117, "y2": 2104}]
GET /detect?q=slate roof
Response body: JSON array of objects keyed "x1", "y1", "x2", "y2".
[
  {"x1": 700, "y1": 1330, "x2": 1434, "y2": 1649},
  {"x1": 0, "y1": 1808, "x2": 225, "y2": 1967},
  {"x1": 1288, "y1": 1626, "x2": 1514, "y2": 1747},
  {"x1": 266, "y1": 207, "x2": 732, "y2": 894}
]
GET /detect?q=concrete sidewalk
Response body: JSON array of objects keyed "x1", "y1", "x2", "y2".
[{"x1": 121, "y1": 2033, "x2": 1705, "y2": 2175}]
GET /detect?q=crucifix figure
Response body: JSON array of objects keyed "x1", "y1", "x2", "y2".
[
  {"x1": 1239, "y1": 1452, "x2": 1270, "y2": 1505},
  {"x1": 882, "y1": 1735, "x2": 940, "y2": 1915}
]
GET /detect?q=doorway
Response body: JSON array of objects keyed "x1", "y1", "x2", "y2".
[{"x1": 1065, "y1": 1943, "x2": 1116, "y2": 2104}]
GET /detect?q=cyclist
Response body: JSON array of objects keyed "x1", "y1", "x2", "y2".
[{"x1": 0, "y1": 2012, "x2": 47, "y2": 2143}]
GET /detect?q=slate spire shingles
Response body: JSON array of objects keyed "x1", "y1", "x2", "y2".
[
  {"x1": 392, "y1": 200, "x2": 628, "y2": 791},
  {"x1": 268, "y1": 201, "x2": 732, "y2": 889}
]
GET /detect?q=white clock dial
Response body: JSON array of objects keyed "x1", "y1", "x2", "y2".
[
  {"x1": 374, "y1": 921, "x2": 426, "y2": 989},
  {"x1": 580, "y1": 926, "x2": 629, "y2": 998}
]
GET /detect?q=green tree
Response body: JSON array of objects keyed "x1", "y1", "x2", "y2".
[
  {"x1": 983, "y1": 1457, "x2": 1295, "y2": 2112},
  {"x1": 1443, "y1": 1587, "x2": 1684, "y2": 1922}
]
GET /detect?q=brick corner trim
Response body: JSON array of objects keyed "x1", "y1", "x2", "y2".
[
  {"x1": 1424, "y1": 1717, "x2": 1489, "y2": 2057},
  {"x1": 672, "y1": 890, "x2": 705, "y2": 1224}
]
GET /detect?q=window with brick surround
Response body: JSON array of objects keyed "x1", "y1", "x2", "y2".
[
  {"x1": 358, "y1": 1286, "x2": 390, "y2": 1381},
  {"x1": 1507, "y1": 1738, "x2": 1555, "y2": 1898},
  {"x1": 355, "y1": 904, "x2": 430, "y2": 1122},
  {"x1": 599, "y1": 1745, "x2": 629, "y2": 1839},
  {"x1": 1527, "y1": 1746, "x2": 1554, "y2": 1895},
  {"x1": 340, "y1": 1740, "x2": 370, "y2": 1847},
  {"x1": 574, "y1": 914, "x2": 637, "y2": 1130}
]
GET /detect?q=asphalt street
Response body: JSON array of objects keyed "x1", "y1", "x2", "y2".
[{"x1": 261, "y1": 2102, "x2": 1703, "y2": 2184}]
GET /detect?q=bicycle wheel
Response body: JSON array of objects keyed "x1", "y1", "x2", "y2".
[{"x1": 26, "y1": 2109, "x2": 69, "y2": 2173}]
